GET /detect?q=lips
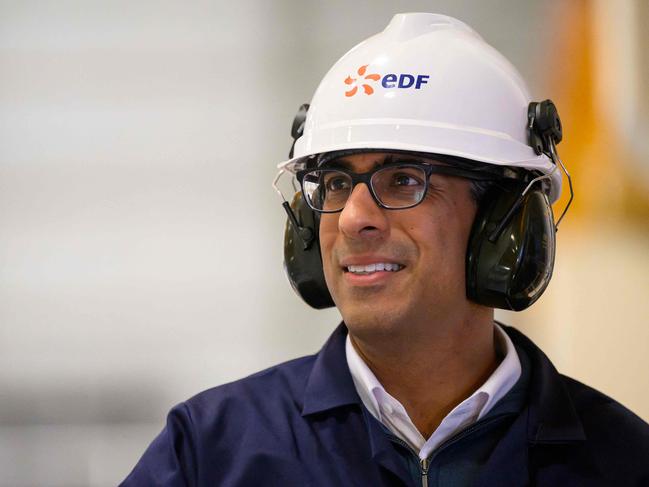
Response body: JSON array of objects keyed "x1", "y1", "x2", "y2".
[
  {"x1": 345, "y1": 262, "x2": 405, "y2": 274},
  {"x1": 339, "y1": 254, "x2": 407, "y2": 281}
]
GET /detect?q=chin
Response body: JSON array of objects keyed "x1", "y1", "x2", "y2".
[{"x1": 337, "y1": 298, "x2": 409, "y2": 340}]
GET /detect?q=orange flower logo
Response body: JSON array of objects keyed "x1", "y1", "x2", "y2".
[{"x1": 344, "y1": 64, "x2": 381, "y2": 97}]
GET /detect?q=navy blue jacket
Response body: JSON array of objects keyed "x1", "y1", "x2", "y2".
[{"x1": 121, "y1": 324, "x2": 649, "y2": 486}]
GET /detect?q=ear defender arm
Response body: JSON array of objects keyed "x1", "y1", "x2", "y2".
[
  {"x1": 281, "y1": 201, "x2": 314, "y2": 250},
  {"x1": 527, "y1": 99, "x2": 573, "y2": 229},
  {"x1": 488, "y1": 99, "x2": 570, "y2": 242}
]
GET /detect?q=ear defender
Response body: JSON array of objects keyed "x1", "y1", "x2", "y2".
[
  {"x1": 282, "y1": 105, "x2": 334, "y2": 309},
  {"x1": 464, "y1": 99, "x2": 562, "y2": 310},
  {"x1": 281, "y1": 100, "x2": 565, "y2": 311},
  {"x1": 465, "y1": 180, "x2": 556, "y2": 311}
]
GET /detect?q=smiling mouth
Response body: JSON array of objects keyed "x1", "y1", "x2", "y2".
[{"x1": 344, "y1": 263, "x2": 405, "y2": 275}]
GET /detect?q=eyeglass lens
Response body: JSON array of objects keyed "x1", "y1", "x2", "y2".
[{"x1": 302, "y1": 165, "x2": 428, "y2": 212}]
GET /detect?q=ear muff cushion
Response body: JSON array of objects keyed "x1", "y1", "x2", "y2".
[
  {"x1": 283, "y1": 192, "x2": 335, "y2": 309},
  {"x1": 466, "y1": 183, "x2": 556, "y2": 311}
]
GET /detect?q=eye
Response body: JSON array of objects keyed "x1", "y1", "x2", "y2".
[
  {"x1": 391, "y1": 172, "x2": 423, "y2": 187},
  {"x1": 324, "y1": 174, "x2": 351, "y2": 192}
]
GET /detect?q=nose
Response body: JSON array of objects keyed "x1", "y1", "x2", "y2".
[{"x1": 337, "y1": 183, "x2": 389, "y2": 241}]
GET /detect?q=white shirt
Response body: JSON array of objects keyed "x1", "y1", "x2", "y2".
[{"x1": 345, "y1": 323, "x2": 521, "y2": 460}]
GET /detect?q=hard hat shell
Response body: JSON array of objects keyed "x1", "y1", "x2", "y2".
[{"x1": 280, "y1": 13, "x2": 562, "y2": 202}]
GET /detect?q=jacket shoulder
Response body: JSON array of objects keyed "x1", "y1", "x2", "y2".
[
  {"x1": 120, "y1": 354, "x2": 319, "y2": 486},
  {"x1": 179, "y1": 353, "x2": 316, "y2": 428},
  {"x1": 561, "y1": 374, "x2": 649, "y2": 459}
]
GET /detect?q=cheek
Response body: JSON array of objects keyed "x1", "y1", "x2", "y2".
[
  {"x1": 318, "y1": 215, "x2": 338, "y2": 267},
  {"x1": 411, "y1": 205, "x2": 475, "y2": 274},
  {"x1": 415, "y1": 223, "x2": 460, "y2": 269}
]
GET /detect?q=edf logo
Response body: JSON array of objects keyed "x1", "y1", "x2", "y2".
[
  {"x1": 344, "y1": 64, "x2": 429, "y2": 97},
  {"x1": 381, "y1": 73, "x2": 429, "y2": 90}
]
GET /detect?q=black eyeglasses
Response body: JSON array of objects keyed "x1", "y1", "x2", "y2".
[{"x1": 296, "y1": 162, "x2": 496, "y2": 213}]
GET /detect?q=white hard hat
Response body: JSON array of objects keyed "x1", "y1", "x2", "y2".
[{"x1": 279, "y1": 12, "x2": 562, "y2": 202}]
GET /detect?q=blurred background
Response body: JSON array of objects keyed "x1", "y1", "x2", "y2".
[{"x1": 0, "y1": 0, "x2": 647, "y2": 485}]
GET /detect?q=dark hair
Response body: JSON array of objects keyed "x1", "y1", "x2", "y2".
[{"x1": 469, "y1": 179, "x2": 495, "y2": 205}]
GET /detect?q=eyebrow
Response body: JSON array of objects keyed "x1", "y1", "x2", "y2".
[{"x1": 326, "y1": 154, "x2": 429, "y2": 170}]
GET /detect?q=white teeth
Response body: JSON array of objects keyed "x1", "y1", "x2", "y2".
[{"x1": 346, "y1": 263, "x2": 403, "y2": 274}]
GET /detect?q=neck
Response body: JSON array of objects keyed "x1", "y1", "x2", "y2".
[{"x1": 348, "y1": 307, "x2": 498, "y2": 438}]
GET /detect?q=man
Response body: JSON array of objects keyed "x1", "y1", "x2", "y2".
[{"x1": 122, "y1": 13, "x2": 649, "y2": 486}]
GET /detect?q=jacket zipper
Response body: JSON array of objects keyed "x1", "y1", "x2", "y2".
[
  {"x1": 388, "y1": 415, "x2": 508, "y2": 487},
  {"x1": 419, "y1": 457, "x2": 430, "y2": 487},
  {"x1": 389, "y1": 436, "x2": 430, "y2": 487}
]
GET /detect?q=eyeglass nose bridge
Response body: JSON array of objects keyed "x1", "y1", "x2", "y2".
[{"x1": 344, "y1": 175, "x2": 385, "y2": 210}]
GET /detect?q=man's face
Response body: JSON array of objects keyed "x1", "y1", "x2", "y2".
[{"x1": 318, "y1": 152, "x2": 479, "y2": 338}]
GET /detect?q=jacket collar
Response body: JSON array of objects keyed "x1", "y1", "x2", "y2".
[
  {"x1": 302, "y1": 321, "x2": 587, "y2": 445},
  {"x1": 300, "y1": 323, "x2": 414, "y2": 480},
  {"x1": 501, "y1": 324, "x2": 586, "y2": 444},
  {"x1": 301, "y1": 322, "x2": 361, "y2": 416}
]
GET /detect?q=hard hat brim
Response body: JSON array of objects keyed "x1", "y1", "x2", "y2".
[{"x1": 279, "y1": 120, "x2": 561, "y2": 203}]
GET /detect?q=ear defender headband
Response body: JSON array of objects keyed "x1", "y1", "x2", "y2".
[{"x1": 278, "y1": 100, "x2": 573, "y2": 311}]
